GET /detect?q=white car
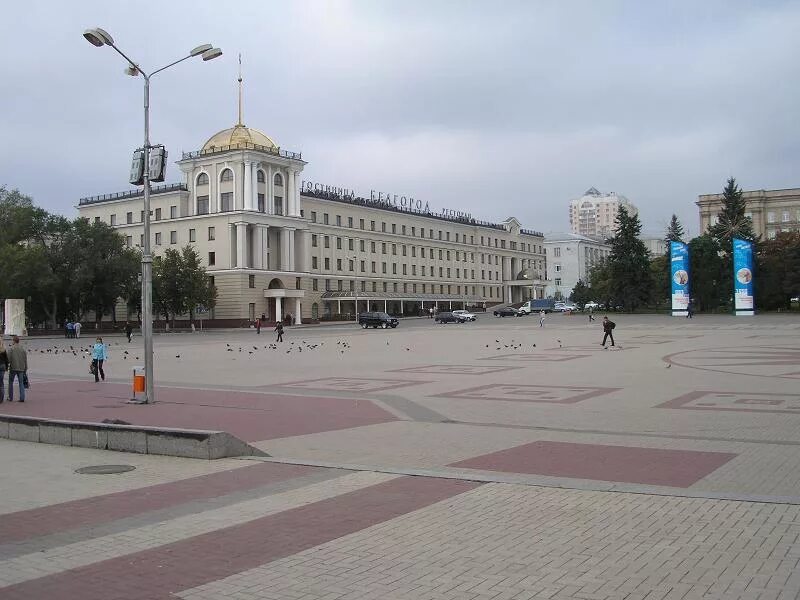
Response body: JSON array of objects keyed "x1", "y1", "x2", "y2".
[
  {"x1": 554, "y1": 303, "x2": 578, "y2": 312},
  {"x1": 584, "y1": 301, "x2": 600, "y2": 310},
  {"x1": 452, "y1": 309, "x2": 477, "y2": 322}
]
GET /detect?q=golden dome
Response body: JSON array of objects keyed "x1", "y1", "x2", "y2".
[{"x1": 201, "y1": 124, "x2": 278, "y2": 152}]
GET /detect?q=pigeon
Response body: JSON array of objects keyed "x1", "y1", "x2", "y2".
[
  {"x1": 175, "y1": 355, "x2": 180, "y2": 358},
  {"x1": 665, "y1": 363, "x2": 671, "y2": 368}
]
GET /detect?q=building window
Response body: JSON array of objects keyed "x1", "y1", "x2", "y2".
[
  {"x1": 323, "y1": 213, "x2": 329, "y2": 225},
  {"x1": 126, "y1": 236, "x2": 132, "y2": 247},
  {"x1": 312, "y1": 257, "x2": 318, "y2": 269},
  {"x1": 220, "y1": 192, "x2": 233, "y2": 212},
  {"x1": 382, "y1": 243, "x2": 387, "y2": 254},
  {"x1": 169, "y1": 205, "x2": 176, "y2": 219},
  {"x1": 382, "y1": 222, "x2": 387, "y2": 232},
  {"x1": 392, "y1": 244, "x2": 397, "y2": 255},
  {"x1": 782, "y1": 211, "x2": 791, "y2": 223},
  {"x1": 110, "y1": 214, "x2": 117, "y2": 225},
  {"x1": 197, "y1": 172, "x2": 209, "y2": 185},
  {"x1": 126, "y1": 212, "x2": 133, "y2": 224},
  {"x1": 257, "y1": 170, "x2": 265, "y2": 183},
  {"x1": 402, "y1": 225, "x2": 406, "y2": 235},
  {"x1": 336, "y1": 237, "x2": 342, "y2": 250},
  {"x1": 196, "y1": 195, "x2": 209, "y2": 214},
  {"x1": 555, "y1": 278, "x2": 562, "y2": 286},
  {"x1": 139, "y1": 234, "x2": 144, "y2": 246},
  {"x1": 553, "y1": 247, "x2": 561, "y2": 257},
  {"x1": 208, "y1": 252, "x2": 215, "y2": 265},
  {"x1": 311, "y1": 211, "x2": 317, "y2": 223},
  {"x1": 372, "y1": 282, "x2": 377, "y2": 292},
  {"x1": 274, "y1": 196, "x2": 283, "y2": 215},
  {"x1": 257, "y1": 193, "x2": 265, "y2": 212},
  {"x1": 208, "y1": 226, "x2": 215, "y2": 240},
  {"x1": 349, "y1": 260, "x2": 354, "y2": 271},
  {"x1": 249, "y1": 275, "x2": 255, "y2": 288},
  {"x1": 312, "y1": 279, "x2": 318, "y2": 291},
  {"x1": 370, "y1": 221, "x2": 376, "y2": 231},
  {"x1": 382, "y1": 262, "x2": 387, "y2": 274},
  {"x1": 555, "y1": 264, "x2": 561, "y2": 272},
  {"x1": 336, "y1": 259, "x2": 342, "y2": 270},
  {"x1": 140, "y1": 210, "x2": 145, "y2": 222},
  {"x1": 360, "y1": 219, "x2": 365, "y2": 230},
  {"x1": 348, "y1": 216, "x2": 353, "y2": 228},
  {"x1": 324, "y1": 236, "x2": 330, "y2": 248},
  {"x1": 348, "y1": 238, "x2": 354, "y2": 251},
  {"x1": 94, "y1": 216, "x2": 100, "y2": 224},
  {"x1": 361, "y1": 280, "x2": 366, "y2": 292},
  {"x1": 360, "y1": 240, "x2": 365, "y2": 252},
  {"x1": 360, "y1": 260, "x2": 366, "y2": 272},
  {"x1": 767, "y1": 212, "x2": 775, "y2": 223},
  {"x1": 312, "y1": 234, "x2": 318, "y2": 247},
  {"x1": 324, "y1": 258, "x2": 330, "y2": 270},
  {"x1": 154, "y1": 208, "x2": 162, "y2": 220},
  {"x1": 170, "y1": 231, "x2": 177, "y2": 244},
  {"x1": 371, "y1": 261, "x2": 376, "y2": 273},
  {"x1": 220, "y1": 169, "x2": 233, "y2": 182},
  {"x1": 273, "y1": 172, "x2": 283, "y2": 186},
  {"x1": 336, "y1": 215, "x2": 342, "y2": 226}
]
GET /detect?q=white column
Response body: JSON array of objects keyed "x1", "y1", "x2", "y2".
[
  {"x1": 267, "y1": 165, "x2": 274, "y2": 215},
  {"x1": 384, "y1": 300, "x2": 387, "y2": 312},
  {"x1": 286, "y1": 169, "x2": 294, "y2": 216},
  {"x1": 507, "y1": 286, "x2": 512, "y2": 303},
  {"x1": 293, "y1": 171, "x2": 301, "y2": 217},
  {"x1": 243, "y1": 162, "x2": 252, "y2": 210},
  {"x1": 275, "y1": 296, "x2": 283, "y2": 323},
  {"x1": 294, "y1": 297, "x2": 302, "y2": 324},
  {"x1": 287, "y1": 228, "x2": 296, "y2": 272},
  {"x1": 236, "y1": 222, "x2": 247, "y2": 269},
  {"x1": 257, "y1": 225, "x2": 268, "y2": 269},
  {"x1": 251, "y1": 163, "x2": 258, "y2": 211},
  {"x1": 229, "y1": 224, "x2": 236, "y2": 268},
  {"x1": 280, "y1": 228, "x2": 290, "y2": 271}
]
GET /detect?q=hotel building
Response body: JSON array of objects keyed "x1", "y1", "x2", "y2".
[
  {"x1": 697, "y1": 187, "x2": 800, "y2": 240},
  {"x1": 77, "y1": 119, "x2": 546, "y2": 323}
]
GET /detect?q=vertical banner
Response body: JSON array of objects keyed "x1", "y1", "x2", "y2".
[
  {"x1": 670, "y1": 241, "x2": 690, "y2": 316},
  {"x1": 733, "y1": 238, "x2": 754, "y2": 315}
]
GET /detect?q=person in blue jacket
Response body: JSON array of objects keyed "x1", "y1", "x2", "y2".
[{"x1": 91, "y1": 336, "x2": 107, "y2": 382}]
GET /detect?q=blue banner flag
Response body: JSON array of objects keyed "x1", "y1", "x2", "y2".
[
  {"x1": 670, "y1": 241, "x2": 690, "y2": 316},
  {"x1": 733, "y1": 238, "x2": 754, "y2": 315}
]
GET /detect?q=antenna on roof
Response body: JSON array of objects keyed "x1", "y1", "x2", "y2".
[{"x1": 237, "y1": 53, "x2": 243, "y2": 126}]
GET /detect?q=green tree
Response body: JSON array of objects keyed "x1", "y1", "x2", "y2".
[
  {"x1": 569, "y1": 279, "x2": 591, "y2": 306},
  {"x1": 180, "y1": 245, "x2": 217, "y2": 323},
  {"x1": 649, "y1": 254, "x2": 670, "y2": 307},
  {"x1": 153, "y1": 245, "x2": 217, "y2": 327},
  {"x1": 664, "y1": 214, "x2": 685, "y2": 254},
  {"x1": 688, "y1": 234, "x2": 725, "y2": 312},
  {"x1": 756, "y1": 231, "x2": 800, "y2": 310},
  {"x1": 608, "y1": 205, "x2": 652, "y2": 311},
  {"x1": 587, "y1": 259, "x2": 614, "y2": 309},
  {"x1": 708, "y1": 177, "x2": 756, "y2": 247}
]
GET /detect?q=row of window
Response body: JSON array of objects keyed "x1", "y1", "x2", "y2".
[
  {"x1": 310, "y1": 256, "x2": 503, "y2": 281},
  {"x1": 124, "y1": 226, "x2": 217, "y2": 248},
  {"x1": 310, "y1": 278, "x2": 504, "y2": 298},
  {"x1": 196, "y1": 170, "x2": 284, "y2": 186},
  {"x1": 765, "y1": 209, "x2": 800, "y2": 224},
  {"x1": 105, "y1": 206, "x2": 178, "y2": 226},
  {"x1": 196, "y1": 194, "x2": 283, "y2": 215},
  {"x1": 308, "y1": 211, "x2": 542, "y2": 253}
]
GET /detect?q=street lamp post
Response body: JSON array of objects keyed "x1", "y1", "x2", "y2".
[{"x1": 83, "y1": 28, "x2": 221, "y2": 404}]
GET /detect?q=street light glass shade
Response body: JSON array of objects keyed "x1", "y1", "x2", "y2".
[
  {"x1": 190, "y1": 44, "x2": 212, "y2": 57},
  {"x1": 83, "y1": 27, "x2": 114, "y2": 47},
  {"x1": 201, "y1": 48, "x2": 223, "y2": 61},
  {"x1": 124, "y1": 65, "x2": 139, "y2": 76}
]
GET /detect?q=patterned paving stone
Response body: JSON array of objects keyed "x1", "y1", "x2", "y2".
[
  {"x1": 432, "y1": 384, "x2": 620, "y2": 404},
  {"x1": 659, "y1": 391, "x2": 800, "y2": 415}
]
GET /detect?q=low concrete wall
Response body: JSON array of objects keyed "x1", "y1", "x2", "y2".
[{"x1": 0, "y1": 415, "x2": 268, "y2": 460}]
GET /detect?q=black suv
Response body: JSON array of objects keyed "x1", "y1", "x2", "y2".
[
  {"x1": 358, "y1": 312, "x2": 399, "y2": 329},
  {"x1": 434, "y1": 311, "x2": 464, "y2": 324}
]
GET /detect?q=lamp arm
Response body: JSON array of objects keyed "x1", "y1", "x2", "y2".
[{"x1": 151, "y1": 54, "x2": 193, "y2": 78}]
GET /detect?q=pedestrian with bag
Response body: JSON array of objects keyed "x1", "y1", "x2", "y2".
[
  {"x1": 124, "y1": 321, "x2": 133, "y2": 343},
  {"x1": 91, "y1": 336, "x2": 107, "y2": 382},
  {"x1": 275, "y1": 321, "x2": 284, "y2": 343},
  {"x1": 601, "y1": 316, "x2": 616, "y2": 348},
  {"x1": 255, "y1": 317, "x2": 262, "y2": 335},
  {"x1": 0, "y1": 338, "x2": 8, "y2": 403},
  {"x1": 7, "y1": 335, "x2": 28, "y2": 402}
]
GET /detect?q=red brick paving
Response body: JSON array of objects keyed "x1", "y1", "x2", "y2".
[
  {"x1": 0, "y1": 476, "x2": 481, "y2": 600},
  {"x1": 0, "y1": 380, "x2": 396, "y2": 442},
  {"x1": 451, "y1": 440, "x2": 737, "y2": 487},
  {"x1": 0, "y1": 462, "x2": 314, "y2": 544}
]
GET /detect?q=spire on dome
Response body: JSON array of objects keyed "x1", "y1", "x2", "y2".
[{"x1": 237, "y1": 53, "x2": 243, "y2": 126}]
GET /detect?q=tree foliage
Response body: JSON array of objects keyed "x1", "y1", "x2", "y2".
[
  {"x1": 153, "y1": 245, "x2": 217, "y2": 326},
  {"x1": 756, "y1": 231, "x2": 800, "y2": 310},
  {"x1": 688, "y1": 234, "x2": 726, "y2": 312},
  {"x1": 607, "y1": 206, "x2": 653, "y2": 311},
  {"x1": 708, "y1": 177, "x2": 756, "y2": 248},
  {"x1": 569, "y1": 279, "x2": 591, "y2": 306}
]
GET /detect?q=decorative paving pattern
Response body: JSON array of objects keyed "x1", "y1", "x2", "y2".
[
  {"x1": 432, "y1": 384, "x2": 619, "y2": 404},
  {"x1": 633, "y1": 334, "x2": 704, "y2": 343},
  {"x1": 451, "y1": 440, "x2": 738, "y2": 487},
  {"x1": 664, "y1": 346, "x2": 800, "y2": 379},
  {"x1": 479, "y1": 353, "x2": 590, "y2": 362},
  {"x1": 388, "y1": 364, "x2": 521, "y2": 375},
  {"x1": 659, "y1": 390, "x2": 800, "y2": 415},
  {"x1": 275, "y1": 377, "x2": 430, "y2": 393},
  {"x1": 548, "y1": 345, "x2": 640, "y2": 352}
]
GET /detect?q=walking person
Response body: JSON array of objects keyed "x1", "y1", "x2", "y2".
[
  {"x1": 601, "y1": 316, "x2": 616, "y2": 348},
  {"x1": 67, "y1": 321, "x2": 74, "y2": 339},
  {"x1": 539, "y1": 310, "x2": 546, "y2": 327},
  {"x1": 275, "y1": 321, "x2": 284, "y2": 343},
  {"x1": 587, "y1": 306, "x2": 595, "y2": 323},
  {"x1": 686, "y1": 301, "x2": 694, "y2": 319},
  {"x1": 124, "y1": 321, "x2": 133, "y2": 343},
  {"x1": 74, "y1": 320, "x2": 82, "y2": 338},
  {"x1": 255, "y1": 316, "x2": 262, "y2": 335},
  {"x1": 7, "y1": 336, "x2": 28, "y2": 402},
  {"x1": 91, "y1": 336, "x2": 107, "y2": 382},
  {"x1": 0, "y1": 338, "x2": 8, "y2": 403}
]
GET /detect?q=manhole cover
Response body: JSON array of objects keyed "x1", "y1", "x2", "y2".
[{"x1": 75, "y1": 465, "x2": 136, "y2": 475}]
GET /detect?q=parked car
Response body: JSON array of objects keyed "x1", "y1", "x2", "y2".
[
  {"x1": 493, "y1": 306, "x2": 520, "y2": 317},
  {"x1": 435, "y1": 311, "x2": 463, "y2": 324},
  {"x1": 584, "y1": 301, "x2": 600, "y2": 310},
  {"x1": 358, "y1": 311, "x2": 399, "y2": 329},
  {"x1": 451, "y1": 309, "x2": 477, "y2": 321},
  {"x1": 553, "y1": 303, "x2": 578, "y2": 312}
]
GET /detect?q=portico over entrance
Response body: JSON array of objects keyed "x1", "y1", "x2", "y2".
[{"x1": 264, "y1": 278, "x2": 304, "y2": 324}]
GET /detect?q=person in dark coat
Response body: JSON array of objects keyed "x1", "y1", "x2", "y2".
[
  {"x1": 601, "y1": 316, "x2": 615, "y2": 348},
  {"x1": 255, "y1": 317, "x2": 262, "y2": 334},
  {"x1": 124, "y1": 322, "x2": 133, "y2": 343},
  {"x1": 275, "y1": 321, "x2": 284, "y2": 343},
  {"x1": 0, "y1": 338, "x2": 8, "y2": 402}
]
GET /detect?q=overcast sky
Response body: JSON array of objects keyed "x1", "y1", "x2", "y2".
[{"x1": 2, "y1": 1, "x2": 799, "y2": 237}]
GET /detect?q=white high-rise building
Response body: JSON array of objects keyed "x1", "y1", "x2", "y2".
[{"x1": 569, "y1": 187, "x2": 638, "y2": 238}]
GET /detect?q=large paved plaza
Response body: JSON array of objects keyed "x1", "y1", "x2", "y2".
[{"x1": 2, "y1": 313, "x2": 800, "y2": 599}]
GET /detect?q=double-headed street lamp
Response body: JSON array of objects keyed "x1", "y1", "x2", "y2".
[{"x1": 83, "y1": 27, "x2": 221, "y2": 404}]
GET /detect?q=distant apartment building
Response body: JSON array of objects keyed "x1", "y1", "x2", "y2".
[
  {"x1": 569, "y1": 187, "x2": 638, "y2": 238},
  {"x1": 544, "y1": 233, "x2": 611, "y2": 300},
  {"x1": 640, "y1": 235, "x2": 667, "y2": 257},
  {"x1": 697, "y1": 187, "x2": 800, "y2": 240}
]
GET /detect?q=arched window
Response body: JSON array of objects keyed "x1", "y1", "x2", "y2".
[
  {"x1": 220, "y1": 168, "x2": 234, "y2": 182},
  {"x1": 273, "y1": 172, "x2": 283, "y2": 186},
  {"x1": 256, "y1": 170, "x2": 265, "y2": 183},
  {"x1": 196, "y1": 172, "x2": 209, "y2": 185},
  {"x1": 311, "y1": 303, "x2": 319, "y2": 320}
]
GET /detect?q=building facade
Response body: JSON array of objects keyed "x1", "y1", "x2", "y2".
[
  {"x1": 640, "y1": 235, "x2": 667, "y2": 257},
  {"x1": 569, "y1": 187, "x2": 638, "y2": 238},
  {"x1": 543, "y1": 233, "x2": 611, "y2": 300},
  {"x1": 697, "y1": 187, "x2": 800, "y2": 240},
  {"x1": 77, "y1": 121, "x2": 546, "y2": 323}
]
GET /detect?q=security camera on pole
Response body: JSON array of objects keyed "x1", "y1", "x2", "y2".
[{"x1": 83, "y1": 27, "x2": 222, "y2": 404}]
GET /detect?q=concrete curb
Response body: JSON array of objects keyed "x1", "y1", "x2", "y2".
[{"x1": 0, "y1": 414, "x2": 268, "y2": 460}]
